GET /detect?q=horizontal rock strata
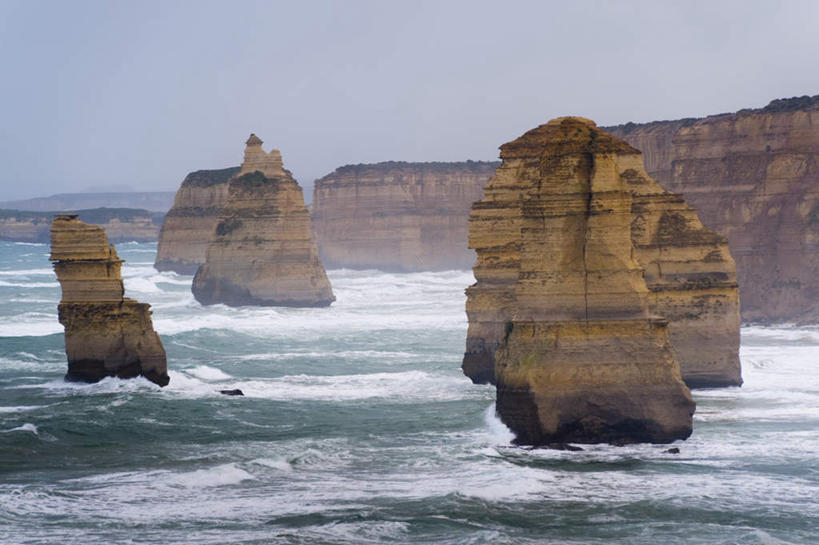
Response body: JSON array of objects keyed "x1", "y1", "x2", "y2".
[
  {"x1": 465, "y1": 120, "x2": 741, "y2": 389},
  {"x1": 311, "y1": 161, "x2": 499, "y2": 271},
  {"x1": 470, "y1": 117, "x2": 696, "y2": 444},
  {"x1": 606, "y1": 95, "x2": 819, "y2": 323},
  {"x1": 192, "y1": 135, "x2": 334, "y2": 307},
  {"x1": 50, "y1": 214, "x2": 168, "y2": 386},
  {"x1": 154, "y1": 167, "x2": 239, "y2": 274}
]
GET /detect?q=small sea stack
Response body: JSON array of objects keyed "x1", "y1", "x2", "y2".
[
  {"x1": 50, "y1": 214, "x2": 169, "y2": 386},
  {"x1": 467, "y1": 118, "x2": 698, "y2": 445},
  {"x1": 192, "y1": 134, "x2": 334, "y2": 307}
]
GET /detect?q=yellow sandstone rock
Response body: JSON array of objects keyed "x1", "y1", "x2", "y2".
[
  {"x1": 466, "y1": 117, "x2": 705, "y2": 444},
  {"x1": 465, "y1": 119, "x2": 741, "y2": 390},
  {"x1": 606, "y1": 95, "x2": 819, "y2": 323},
  {"x1": 192, "y1": 135, "x2": 334, "y2": 307},
  {"x1": 50, "y1": 214, "x2": 168, "y2": 386},
  {"x1": 155, "y1": 167, "x2": 239, "y2": 274}
]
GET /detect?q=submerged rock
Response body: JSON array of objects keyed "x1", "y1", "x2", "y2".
[
  {"x1": 467, "y1": 118, "x2": 697, "y2": 445},
  {"x1": 219, "y1": 389, "x2": 244, "y2": 396},
  {"x1": 50, "y1": 214, "x2": 169, "y2": 386},
  {"x1": 464, "y1": 119, "x2": 741, "y2": 389},
  {"x1": 192, "y1": 134, "x2": 334, "y2": 307}
]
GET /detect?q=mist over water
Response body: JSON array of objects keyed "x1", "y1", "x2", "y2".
[{"x1": 0, "y1": 241, "x2": 817, "y2": 544}]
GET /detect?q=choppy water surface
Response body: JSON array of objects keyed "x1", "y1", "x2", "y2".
[{"x1": 0, "y1": 241, "x2": 817, "y2": 544}]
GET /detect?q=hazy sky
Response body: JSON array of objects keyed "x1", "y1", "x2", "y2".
[{"x1": 1, "y1": 0, "x2": 818, "y2": 201}]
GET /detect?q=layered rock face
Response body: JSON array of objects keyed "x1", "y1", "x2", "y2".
[
  {"x1": 311, "y1": 161, "x2": 499, "y2": 271},
  {"x1": 154, "y1": 167, "x2": 239, "y2": 274},
  {"x1": 606, "y1": 95, "x2": 819, "y2": 323},
  {"x1": 192, "y1": 135, "x2": 334, "y2": 307},
  {"x1": 468, "y1": 117, "x2": 696, "y2": 444},
  {"x1": 465, "y1": 120, "x2": 741, "y2": 389},
  {"x1": 50, "y1": 214, "x2": 168, "y2": 386}
]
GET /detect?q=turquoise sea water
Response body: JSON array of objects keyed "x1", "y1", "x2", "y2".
[{"x1": 1, "y1": 240, "x2": 818, "y2": 544}]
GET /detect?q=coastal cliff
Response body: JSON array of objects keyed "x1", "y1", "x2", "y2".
[
  {"x1": 465, "y1": 119, "x2": 741, "y2": 389},
  {"x1": 50, "y1": 214, "x2": 168, "y2": 386},
  {"x1": 192, "y1": 135, "x2": 334, "y2": 307},
  {"x1": 606, "y1": 95, "x2": 819, "y2": 323},
  {"x1": 470, "y1": 118, "x2": 695, "y2": 444},
  {"x1": 154, "y1": 167, "x2": 239, "y2": 274},
  {"x1": 311, "y1": 161, "x2": 499, "y2": 271},
  {"x1": 1, "y1": 208, "x2": 163, "y2": 243}
]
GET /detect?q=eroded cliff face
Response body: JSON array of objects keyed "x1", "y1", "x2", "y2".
[
  {"x1": 311, "y1": 161, "x2": 499, "y2": 271},
  {"x1": 50, "y1": 214, "x2": 168, "y2": 386},
  {"x1": 469, "y1": 118, "x2": 695, "y2": 444},
  {"x1": 192, "y1": 135, "x2": 334, "y2": 307},
  {"x1": 606, "y1": 95, "x2": 819, "y2": 323},
  {"x1": 465, "y1": 120, "x2": 741, "y2": 389},
  {"x1": 154, "y1": 167, "x2": 239, "y2": 274}
]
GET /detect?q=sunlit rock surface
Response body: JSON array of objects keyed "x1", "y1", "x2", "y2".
[
  {"x1": 466, "y1": 117, "x2": 706, "y2": 444},
  {"x1": 465, "y1": 119, "x2": 741, "y2": 389},
  {"x1": 50, "y1": 214, "x2": 168, "y2": 386}
]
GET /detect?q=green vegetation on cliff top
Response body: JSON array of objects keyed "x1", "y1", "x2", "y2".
[
  {"x1": 324, "y1": 160, "x2": 501, "y2": 179},
  {"x1": 181, "y1": 167, "x2": 241, "y2": 188},
  {"x1": 605, "y1": 94, "x2": 819, "y2": 134}
]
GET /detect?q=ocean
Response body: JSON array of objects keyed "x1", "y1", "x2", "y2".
[{"x1": 0, "y1": 240, "x2": 817, "y2": 544}]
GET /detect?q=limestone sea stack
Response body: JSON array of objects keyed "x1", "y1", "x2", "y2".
[
  {"x1": 467, "y1": 117, "x2": 706, "y2": 445},
  {"x1": 50, "y1": 214, "x2": 169, "y2": 386},
  {"x1": 311, "y1": 161, "x2": 498, "y2": 271},
  {"x1": 606, "y1": 95, "x2": 819, "y2": 323},
  {"x1": 154, "y1": 167, "x2": 239, "y2": 274},
  {"x1": 192, "y1": 134, "x2": 334, "y2": 307},
  {"x1": 464, "y1": 119, "x2": 741, "y2": 389}
]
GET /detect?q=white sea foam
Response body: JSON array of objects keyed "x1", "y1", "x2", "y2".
[
  {"x1": 0, "y1": 405, "x2": 47, "y2": 413},
  {"x1": 250, "y1": 457, "x2": 294, "y2": 472},
  {"x1": 184, "y1": 365, "x2": 232, "y2": 381},
  {"x1": 25, "y1": 375, "x2": 160, "y2": 395},
  {"x1": 0, "y1": 280, "x2": 58, "y2": 288},
  {"x1": 166, "y1": 463, "x2": 256, "y2": 488},
  {"x1": 483, "y1": 403, "x2": 516, "y2": 444},
  {"x1": 123, "y1": 276, "x2": 162, "y2": 294},
  {"x1": 236, "y1": 349, "x2": 437, "y2": 362},
  {"x1": 2, "y1": 423, "x2": 38, "y2": 435},
  {"x1": 0, "y1": 268, "x2": 54, "y2": 276},
  {"x1": 0, "y1": 313, "x2": 61, "y2": 337}
]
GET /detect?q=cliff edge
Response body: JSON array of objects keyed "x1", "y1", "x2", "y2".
[
  {"x1": 311, "y1": 161, "x2": 499, "y2": 271},
  {"x1": 606, "y1": 95, "x2": 819, "y2": 323},
  {"x1": 154, "y1": 167, "x2": 239, "y2": 274}
]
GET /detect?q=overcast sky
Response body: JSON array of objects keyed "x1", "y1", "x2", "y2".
[{"x1": 1, "y1": 0, "x2": 817, "y2": 200}]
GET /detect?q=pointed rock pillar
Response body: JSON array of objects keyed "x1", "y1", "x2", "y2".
[{"x1": 192, "y1": 135, "x2": 335, "y2": 307}]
